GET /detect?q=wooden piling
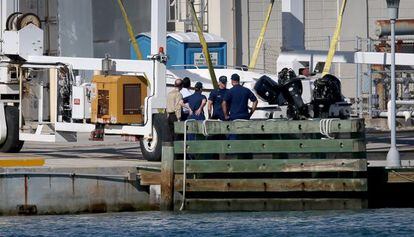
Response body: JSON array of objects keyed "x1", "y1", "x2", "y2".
[{"x1": 160, "y1": 142, "x2": 174, "y2": 211}]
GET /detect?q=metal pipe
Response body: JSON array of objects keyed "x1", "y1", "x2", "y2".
[
  {"x1": 355, "y1": 37, "x2": 362, "y2": 117},
  {"x1": 387, "y1": 17, "x2": 401, "y2": 168},
  {"x1": 379, "y1": 111, "x2": 414, "y2": 119},
  {"x1": 359, "y1": 37, "x2": 364, "y2": 117},
  {"x1": 376, "y1": 19, "x2": 414, "y2": 37},
  {"x1": 38, "y1": 83, "x2": 43, "y2": 123},
  {"x1": 0, "y1": 172, "x2": 129, "y2": 179},
  {"x1": 368, "y1": 38, "x2": 373, "y2": 117}
]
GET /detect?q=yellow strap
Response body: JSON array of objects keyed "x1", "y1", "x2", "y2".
[
  {"x1": 249, "y1": 0, "x2": 275, "y2": 70},
  {"x1": 322, "y1": 0, "x2": 347, "y2": 76},
  {"x1": 117, "y1": 0, "x2": 151, "y2": 86},
  {"x1": 117, "y1": 0, "x2": 143, "y2": 60},
  {"x1": 187, "y1": 0, "x2": 218, "y2": 89},
  {"x1": 0, "y1": 157, "x2": 45, "y2": 167}
]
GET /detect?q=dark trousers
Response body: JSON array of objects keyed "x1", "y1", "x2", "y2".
[
  {"x1": 181, "y1": 112, "x2": 189, "y2": 121},
  {"x1": 167, "y1": 113, "x2": 178, "y2": 142}
]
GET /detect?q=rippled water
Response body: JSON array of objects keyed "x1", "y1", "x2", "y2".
[{"x1": 1, "y1": 209, "x2": 413, "y2": 236}]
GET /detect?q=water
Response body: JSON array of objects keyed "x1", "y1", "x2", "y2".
[{"x1": 1, "y1": 209, "x2": 413, "y2": 237}]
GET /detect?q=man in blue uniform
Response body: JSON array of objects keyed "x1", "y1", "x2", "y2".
[
  {"x1": 208, "y1": 76, "x2": 228, "y2": 120},
  {"x1": 181, "y1": 81, "x2": 207, "y2": 121},
  {"x1": 222, "y1": 73, "x2": 258, "y2": 121}
]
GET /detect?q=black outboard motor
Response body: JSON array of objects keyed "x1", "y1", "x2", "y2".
[
  {"x1": 254, "y1": 75, "x2": 283, "y2": 105},
  {"x1": 278, "y1": 68, "x2": 309, "y2": 120},
  {"x1": 313, "y1": 74, "x2": 347, "y2": 118}
]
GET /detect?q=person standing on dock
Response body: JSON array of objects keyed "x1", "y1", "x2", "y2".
[
  {"x1": 166, "y1": 79, "x2": 183, "y2": 141},
  {"x1": 208, "y1": 76, "x2": 228, "y2": 120},
  {"x1": 180, "y1": 77, "x2": 192, "y2": 121},
  {"x1": 222, "y1": 73, "x2": 258, "y2": 121},
  {"x1": 181, "y1": 82, "x2": 207, "y2": 121},
  {"x1": 181, "y1": 82, "x2": 207, "y2": 142}
]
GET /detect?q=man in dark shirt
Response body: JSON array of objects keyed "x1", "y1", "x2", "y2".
[
  {"x1": 208, "y1": 76, "x2": 228, "y2": 120},
  {"x1": 181, "y1": 81, "x2": 207, "y2": 121},
  {"x1": 222, "y1": 73, "x2": 258, "y2": 121}
]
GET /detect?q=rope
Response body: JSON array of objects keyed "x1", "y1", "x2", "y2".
[
  {"x1": 202, "y1": 119, "x2": 219, "y2": 136},
  {"x1": 390, "y1": 170, "x2": 414, "y2": 182},
  {"x1": 319, "y1": 118, "x2": 339, "y2": 139},
  {"x1": 179, "y1": 119, "x2": 196, "y2": 211}
]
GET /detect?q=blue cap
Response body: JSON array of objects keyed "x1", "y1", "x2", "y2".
[
  {"x1": 219, "y1": 76, "x2": 227, "y2": 84},
  {"x1": 231, "y1": 73, "x2": 240, "y2": 82},
  {"x1": 195, "y1": 81, "x2": 203, "y2": 89}
]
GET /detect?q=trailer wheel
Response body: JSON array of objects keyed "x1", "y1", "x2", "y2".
[
  {"x1": 139, "y1": 114, "x2": 169, "y2": 161},
  {"x1": 0, "y1": 106, "x2": 24, "y2": 153}
]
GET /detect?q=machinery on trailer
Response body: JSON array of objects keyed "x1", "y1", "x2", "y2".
[{"x1": 0, "y1": 0, "x2": 170, "y2": 161}]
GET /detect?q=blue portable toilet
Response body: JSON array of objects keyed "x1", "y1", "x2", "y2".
[{"x1": 131, "y1": 32, "x2": 227, "y2": 69}]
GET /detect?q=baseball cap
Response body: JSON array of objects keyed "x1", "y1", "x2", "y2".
[
  {"x1": 195, "y1": 81, "x2": 203, "y2": 89},
  {"x1": 231, "y1": 73, "x2": 240, "y2": 82},
  {"x1": 219, "y1": 76, "x2": 227, "y2": 84}
]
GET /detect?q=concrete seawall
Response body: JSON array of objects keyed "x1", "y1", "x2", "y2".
[{"x1": 0, "y1": 166, "x2": 158, "y2": 215}]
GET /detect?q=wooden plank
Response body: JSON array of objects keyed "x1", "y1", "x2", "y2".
[
  {"x1": 174, "y1": 177, "x2": 367, "y2": 192},
  {"x1": 174, "y1": 139, "x2": 365, "y2": 154},
  {"x1": 160, "y1": 144, "x2": 174, "y2": 211},
  {"x1": 174, "y1": 159, "x2": 367, "y2": 173},
  {"x1": 175, "y1": 198, "x2": 366, "y2": 211},
  {"x1": 139, "y1": 170, "x2": 161, "y2": 186},
  {"x1": 174, "y1": 119, "x2": 365, "y2": 135},
  {"x1": 388, "y1": 170, "x2": 414, "y2": 183}
]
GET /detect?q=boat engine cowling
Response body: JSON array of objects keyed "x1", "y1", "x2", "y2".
[
  {"x1": 254, "y1": 75, "x2": 284, "y2": 105},
  {"x1": 278, "y1": 68, "x2": 309, "y2": 120},
  {"x1": 312, "y1": 74, "x2": 350, "y2": 118}
]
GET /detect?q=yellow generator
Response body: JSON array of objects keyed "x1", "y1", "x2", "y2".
[{"x1": 91, "y1": 75, "x2": 148, "y2": 124}]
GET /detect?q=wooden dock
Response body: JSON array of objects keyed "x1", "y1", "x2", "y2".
[{"x1": 160, "y1": 119, "x2": 367, "y2": 211}]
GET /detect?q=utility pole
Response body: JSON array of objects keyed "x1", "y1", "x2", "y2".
[{"x1": 386, "y1": 0, "x2": 401, "y2": 168}]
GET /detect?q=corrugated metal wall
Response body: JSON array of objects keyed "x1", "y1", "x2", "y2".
[{"x1": 304, "y1": 0, "x2": 337, "y2": 50}]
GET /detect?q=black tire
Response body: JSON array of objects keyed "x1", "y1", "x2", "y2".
[
  {"x1": 5, "y1": 12, "x2": 22, "y2": 31},
  {"x1": 139, "y1": 113, "x2": 169, "y2": 161},
  {"x1": 0, "y1": 106, "x2": 24, "y2": 153}
]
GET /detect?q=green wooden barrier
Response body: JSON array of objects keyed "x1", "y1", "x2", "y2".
[
  {"x1": 174, "y1": 119, "x2": 364, "y2": 135},
  {"x1": 174, "y1": 159, "x2": 367, "y2": 173},
  {"x1": 168, "y1": 119, "x2": 368, "y2": 211},
  {"x1": 174, "y1": 139, "x2": 365, "y2": 154}
]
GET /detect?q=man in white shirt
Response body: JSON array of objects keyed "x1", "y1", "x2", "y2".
[{"x1": 180, "y1": 77, "x2": 193, "y2": 120}]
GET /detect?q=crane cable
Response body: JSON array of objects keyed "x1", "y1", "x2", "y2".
[
  {"x1": 248, "y1": 0, "x2": 275, "y2": 70},
  {"x1": 187, "y1": 0, "x2": 218, "y2": 89},
  {"x1": 322, "y1": 0, "x2": 347, "y2": 76},
  {"x1": 117, "y1": 0, "x2": 143, "y2": 60}
]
